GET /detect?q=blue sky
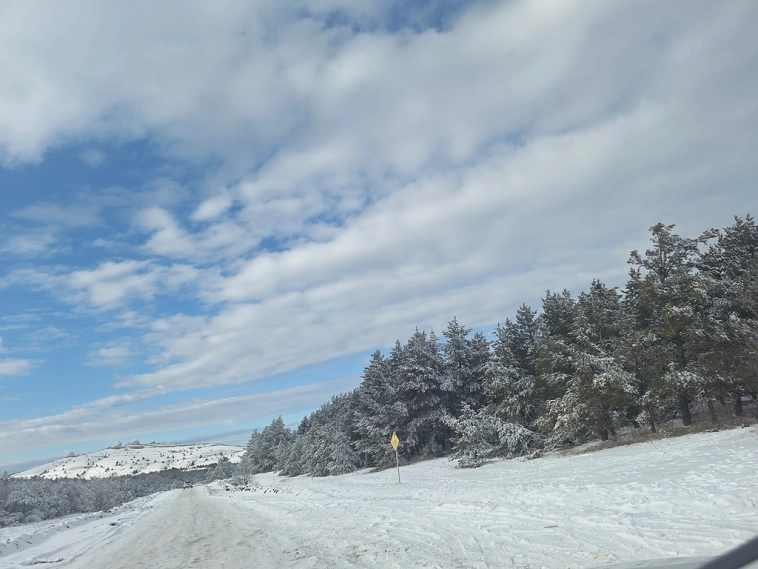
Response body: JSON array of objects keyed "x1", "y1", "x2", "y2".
[{"x1": 1, "y1": 0, "x2": 757, "y2": 473}]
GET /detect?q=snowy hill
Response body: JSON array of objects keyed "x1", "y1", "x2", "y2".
[
  {"x1": 227, "y1": 426, "x2": 758, "y2": 567},
  {"x1": 15, "y1": 442, "x2": 245, "y2": 479},
  {"x1": 5, "y1": 426, "x2": 758, "y2": 568}
]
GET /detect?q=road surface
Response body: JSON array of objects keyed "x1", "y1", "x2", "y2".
[{"x1": 67, "y1": 488, "x2": 306, "y2": 569}]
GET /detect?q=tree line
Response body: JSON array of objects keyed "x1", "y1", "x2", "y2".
[
  {"x1": 245, "y1": 215, "x2": 758, "y2": 473},
  {"x1": 0, "y1": 468, "x2": 207, "y2": 527}
]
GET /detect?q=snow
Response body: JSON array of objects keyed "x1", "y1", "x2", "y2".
[
  {"x1": 3, "y1": 427, "x2": 758, "y2": 568},
  {"x1": 0, "y1": 491, "x2": 172, "y2": 568},
  {"x1": 14, "y1": 443, "x2": 244, "y2": 480},
  {"x1": 221, "y1": 426, "x2": 758, "y2": 567}
]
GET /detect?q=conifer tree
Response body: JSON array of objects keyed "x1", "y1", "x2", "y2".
[
  {"x1": 485, "y1": 305, "x2": 540, "y2": 427},
  {"x1": 442, "y1": 317, "x2": 474, "y2": 414},
  {"x1": 397, "y1": 329, "x2": 448, "y2": 458},
  {"x1": 698, "y1": 215, "x2": 758, "y2": 415},
  {"x1": 354, "y1": 350, "x2": 405, "y2": 467},
  {"x1": 628, "y1": 223, "x2": 717, "y2": 425}
]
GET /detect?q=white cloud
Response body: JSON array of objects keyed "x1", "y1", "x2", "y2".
[
  {"x1": 0, "y1": 0, "x2": 746, "y2": 176},
  {"x1": 0, "y1": 376, "x2": 358, "y2": 455},
  {"x1": 66, "y1": 260, "x2": 199, "y2": 308},
  {"x1": 79, "y1": 148, "x2": 106, "y2": 167},
  {"x1": 192, "y1": 191, "x2": 234, "y2": 222},
  {"x1": 0, "y1": 358, "x2": 36, "y2": 377},
  {"x1": 0, "y1": 337, "x2": 6, "y2": 353},
  {"x1": 6, "y1": 0, "x2": 758, "y2": 393},
  {"x1": 137, "y1": 206, "x2": 252, "y2": 261},
  {"x1": 0, "y1": 0, "x2": 757, "y2": 455},
  {"x1": 0, "y1": 231, "x2": 58, "y2": 256},
  {"x1": 115, "y1": 89, "x2": 758, "y2": 392},
  {"x1": 85, "y1": 339, "x2": 133, "y2": 367}
]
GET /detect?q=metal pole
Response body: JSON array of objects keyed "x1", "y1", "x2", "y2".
[{"x1": 395, "y1": 449, "x2": 400, "y2": 484}]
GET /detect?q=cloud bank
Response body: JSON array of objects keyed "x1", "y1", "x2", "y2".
[{"x1": 0, "y1": 0, "x2": 756, "y2": 456}]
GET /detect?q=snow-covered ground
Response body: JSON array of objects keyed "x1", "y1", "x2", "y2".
[
  {"x1": 0, "y1": 491, "x2": 173, "y2": 568},
  {"x1": 3, "y1": 427, "x2": 757, "y2": 568},
  {"x1": 15, "y1": 442, "x2": 244, "y2": 479}
]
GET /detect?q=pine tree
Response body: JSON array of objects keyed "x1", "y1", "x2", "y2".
[
  {"x1": 468, "y1": 331, "x2": 490, "y2": 411},
  {"x1": 619, "y1": 267, "x2": 661, "y2": 431},
  {"x1": 628, "y1": 223, "x2": 717, "y2": 425},
  {"x1": 532, "y1": 290, "x2": 577, "y2": 442},
  {"x1": 397, "y1": 328, "x2": 448, "y2": 458},
  {"x1": 206, "y1": 456, "x2": 234, "y2": 481},
  {"x1": 444, "y1": 404, "x2": 496, "y2": 468},
  {"x1": 354, "y1": 350, "x2": 405, "y2": 467},
  {"x1": 442, "y1": 317, "x2": 474, "y2": 414},
  {"x1": 698, "y1": 215, "x2": 758, "y2": 416},
  {"x1": 245, "y1": 416, "x2": 294, "y2": 473},
  {"x1": 536, "y1": 298, "x2": 634, "y2": 445},
  {"x1": 485, "y1": 305, "x2": 540, "y2": 427},
  {"x1": 328, "y1": 429, "x2": 360, "y2": 475}
]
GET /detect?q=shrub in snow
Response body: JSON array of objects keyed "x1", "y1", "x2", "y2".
[
  {"x1": 205, "y1": 456, "x2": 234, "y2": 482},
  {"x1": 494, "y1": 421, "x2": 543, "y2": 458},
  {"x1": 232, "y1": 457, "x2": 255, "y2": 486},
  {"x1": 444, "y1": 405, "x2": 496, "y2": 468},
  {"x1": 446, "y1": 405, "x2": 543, "y2": 468}
]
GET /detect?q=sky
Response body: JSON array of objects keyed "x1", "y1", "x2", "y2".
[{"x1": 0, "y1": 0, "x2": 757, "y2": 473}]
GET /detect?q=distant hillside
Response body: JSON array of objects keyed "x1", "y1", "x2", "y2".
[{"x1": 14, "y1": 442, "x2": 245, "y2": 480}]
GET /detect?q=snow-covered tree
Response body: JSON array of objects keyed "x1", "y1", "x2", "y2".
[
  {"x1": 354, "y1": 350, "x2": 406, "y2": 467},
  {"x1": 698, "y1": 214, "x2": 758, "y2": 415},
  {"x1": 246, "y1": 416, "x2": 294, "y2": 473},
  {"x1": 628, "y1": 223, "x2": 718, "y2": 425},
  {"x1": 442, "y1": 318, "x2": 476, "y2": 413},
  {"x1": 232, "y1": 456, "x2": 255, "y2": 485},
  {"x1": 446, "y1": 404, "x2": 543, "y2": 468},
  {"x1": 206, "y1": 456, "x2": 234, "y2": 481},
  {"x1": 485, "y1": 305, "x2": 540, "y2": 427},
  {"x1": 327, "y1": 428, "x2": 360, "y2": 475},
  {"x1": 397, "y1": 329, "x2": 449, "y2": 458},
  {"x1": 444, "y1": 404, "x2": 496, "y2": 468}
]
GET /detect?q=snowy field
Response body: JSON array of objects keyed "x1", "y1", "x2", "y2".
[
  {"x1": 0, "y1": 491, "x2": 174, "y2": 567},
  {"x1": 2, "y1": 427, "x2": 757, "y2": 568},
  {"x1": 16, "y1": 442, "x2": 244, "y2": 479}
]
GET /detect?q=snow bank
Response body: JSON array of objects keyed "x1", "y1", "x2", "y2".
[{"x1": 216, "y1": 426, "x2": 758, "y2": 568}]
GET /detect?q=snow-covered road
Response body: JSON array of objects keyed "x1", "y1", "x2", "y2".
[
  {"x1": 2, "y1": 426, "x2": 758, "y2": 568},
  {"x1": 65, "y1": 489, "x2": 294, "y2": 569}
]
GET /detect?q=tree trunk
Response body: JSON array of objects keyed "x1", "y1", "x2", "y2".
[
  {"x1": 647, "y1": 403, "x2": 657, "y2": 433},
  {"x1": 707, "y1": 399, "x2": 718, "y2": 424},
  {"x1": 627, "y1": 405, "x2": 641, "y2": 428},
  {"x1": 680, "y1": 392, "x2": 692, "y2": 426},
  {"x1": 751, "y1": 392, "x2": 757, "y2": 401},
  {"x1": 600, "y1": 428, "x2": 609, "y2": 441},
  {"x1": 734, "y1": 393, "x2": 744, "y2": 416}
]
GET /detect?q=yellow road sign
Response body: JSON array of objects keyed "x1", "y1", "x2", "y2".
[{"x1": 391, "y1": 432, "x2": 399, "y2": 450}]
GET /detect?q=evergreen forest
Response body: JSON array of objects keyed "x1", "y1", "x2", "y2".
[{"x1": 245, "y1": 216, "x2": 758, "y2": 474}]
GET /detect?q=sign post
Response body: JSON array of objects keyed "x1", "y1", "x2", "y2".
[{"x1": 391, "y1": 432, "x2": 400, "y2": 484}]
